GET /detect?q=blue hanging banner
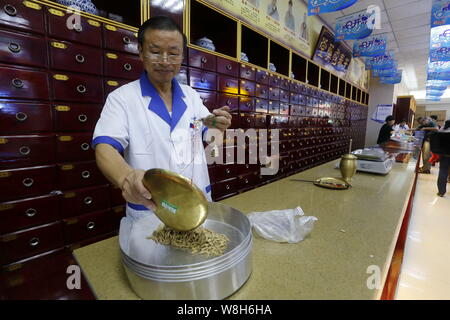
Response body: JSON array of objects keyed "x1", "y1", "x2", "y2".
[
  {"x1": 426, "y1": 96, "x2": 442, "y2": 101},
  {"x1": 380, "y1": 71, "x2": 402, "y2": 84},
  {"x1": 427, "y1": 79, "x2": 450, "y2": 86},
  {"x1": 427, "y1": 60, "x2": 450, "y2": 80},
  {"x1": 365, "y1": 51, "x2": 396, "y2": 70},
  {"x1": 353, "y1": 33, "x2": 387, "y2": 57},
  {"x1": 431, "y1": 0, "x2": 450, "y2": 28},
  {"x1": 430, "y1": 25, "x2": 450, "y2": 62},
  {"x1": 308, "y1": 0, "x2": 358, "y2": 16},
  {"x1": 372, "y1": 68, "x2": 398, "y2": 78},
  {"x1": 335, "y1": 9, "x2": 375, "y2": 40}
]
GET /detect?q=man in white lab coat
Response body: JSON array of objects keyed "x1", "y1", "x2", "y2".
[{"x1": 92, "y1": 16, "x2": 232, "y2": 222}]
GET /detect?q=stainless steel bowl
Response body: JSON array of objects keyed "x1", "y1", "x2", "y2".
[{"x1": 120, "y1": 202, "x2": 253, "y2": 300}]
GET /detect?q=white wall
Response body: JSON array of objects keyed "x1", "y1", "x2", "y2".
[{"x1": 365, "y1": 78, "x2": 395, "y2": 147}]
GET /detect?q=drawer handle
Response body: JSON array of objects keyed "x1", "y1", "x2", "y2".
[
  {"x1": 15, "y1": 112, "x2": 28, "y2": 122},
  {"x1": 245, "y1": 86, "x2": 251, "y2": 91},
  {"x1": 23, "y1": 178, "x2": 34, "y2": 187},
  {"x1": 81, "y1": 143, "x2": 90, "y2": 151},
  {"x1": 73, "y1": 23, "x2": 83, "y2": 32},
  {"x1": 261, "y1": 89, "x2": 266, "y2": 94},
  {"x1": 226, "y1": 64, "x2": 232, "y2": 71},
  {"x1": 8, "y1": 42, "x2": 21, "y2": 53},
  {"x1": 245, "y1": 178, "x2": 249, "y2": 183},
  {"x1": 76, "y1": 84, "x2": 87, "y2": 94},
  {"x1": 245, "y1": 70, "x2": 251, "y2": 75},
  {"x1": 4, "y1": 4, "x2": 17, "y2": 16},
  {"x1": 226, "y1": 100, "x2": 232, "y2": 106},
  {"x1": 246, "y1": 118, "x2": 251, "y2": 123},
  {"x1": 81, "y1": 170, "x2": 91, "y2": 179},
  {"x1": 124, "y1": 63, "x2": 132, "y2": 71},
  {"x1": 201, "y1": 57, "x2": 208, "y2": 64},
  {"x1": 26, "y1": 208, "x2": 37, "y2": 218},
  {"x1": 78, "y1": 114, "x2": 88, "y2": 123},
  {"x1": 226, "y1": 81, "x2": 231, "y2": 87},
  {"x1": 200, "y1": 77, "x2": 206, "y2": 83},
  {"x1": 12, "y1": 78, "x2": 24, "y2": 88},
  {"x1": 29, "y1": 237, "x2": 40, "y2": 247},
  {"x1": 84, "y1": 196, "x2": 93, "y2": 205},
  {"x1": 122, "y1": 36, "x2": 131, "y2": 44},
  {"x1": 87, "y1": 221, "x2": 95, "y2": 230},
  {"x1": 225, "y1": 184, "x2": 230, "y2": 190},
  {"x1": 19, "y1": 146, "x2": 31, "y2": 156},
  {"x1": 75, "y1": 54, "x2": 85, "y2": 63},
  {"x1": 225, "y1": 168, "x2": 231, "y2": 174}
]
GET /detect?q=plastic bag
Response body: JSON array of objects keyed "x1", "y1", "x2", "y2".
[{"x1": 247, "y1": 207, "x2": 318, "y2": 243}]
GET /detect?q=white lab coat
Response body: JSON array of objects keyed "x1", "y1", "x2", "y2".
[{"x1": 92, "y1": 72, "x2": 213, "y2": 223}]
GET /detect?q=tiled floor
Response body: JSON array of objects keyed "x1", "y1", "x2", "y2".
[{"x1": 395, "y1": 164, "x2": 450, "y2": 300}]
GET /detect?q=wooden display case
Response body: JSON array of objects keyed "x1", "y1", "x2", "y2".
[
  {"x1": 241, "y1": 24, "x2": 268, "y2": 70},
  {"x1": 307, "y1": 61, "x2": 319, "y2": 87},
  {"x1": 320, "y1": 69, "x2": 330, "y2": 91},
  {"x1": 291, "y1": 53, "x2": 307, "y2": 83},
  {"x1": 269, "y1": 40, "x2": 290, "y2": 77}
]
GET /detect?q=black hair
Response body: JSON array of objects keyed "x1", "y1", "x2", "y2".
[
  {"x1": 430, "y1": 115, "x2": 438, "y2": 121},
  {"x1": 385, "y1": 115, "x2": 395, "y2": 122},
  {"x1": 444, "y1": 119, "x2": 450, "y2": 130},
  {"x1": 400, "y1": 119, "x2": 407, "y2": 123},
  {"x1": 138, "y1": 16, "x2": 187, "y2": 49}
]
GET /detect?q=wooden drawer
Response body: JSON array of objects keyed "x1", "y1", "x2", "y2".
[
  {"x1": 188, "y1": 48, "x2": 216, "y2": 71},
  {"x1": 217, "y1": 57, "x2": 239, "y2": 77},
  {"x1": 60, "y1": 184, "x2": 110, "y2": 219},
  {"x1": 0, "y1": 102, "x2": 52, "y2": 134},
  {"x1": 46, "y1": 7, "x2": 102, "y2": 47},
  {"x1": 110, "y1": 185, "x2": 125, "y2": 207},
  {"x1": 280, "y1": 78, "x2": 290, "y2": 90},
  {"x1": 48, "y1": 39, "x2": 103, "y2": 75},
  {"x1": 53, "y1": 103, "x2": 102, "y2": 132},
  {"x1": 0, "y1": 66, "x2": 49, "y2": 100},
  {"x1": 240, "y1": 64, "x2": 256, "y2": 81},
  {"x1": 104, "y1": 51, "x2": 143, "y2": 80},
  {"x1": 50, "y1": 72, "x2": 104, "y2": 103},
  {"x1": 0, "y1": 194, "x2": 60, "y2": 235},
  {"x1": 255, "y1": 99, "x2": 269, "y2": 113},
  {"x1": 217, "y1": 75, "x2": 239, "y2": 94},
  {"x1": 254, "y1": 114, "x2": 268, "y2": 128},
  {"x1": 269, "y1": 74, "x2": 281, "y2": 88},
  {"x1": 189, "y1": 68, "x2": 217, "y2": 91},
  {"x1": 218, "y1": 93, "x2": 239, "y2": 112},
  {"x1": 0, "y1": 0, "x2": 45, "y2": 34},
  {"x1": 239, "y1": 96, "x2": 254, "y2": 113},
  {"x1": 239, "y1": 80, "x2": 256, "y2": 96},
  {"x1": 255, "y1": 83, "x2": 269, "y2": 99},
  {"x1": 238, "y1": 113, "x2": 255, "y2": 128},
  {"x1": 290, "y1": 81, "x2": 301, "y2": 93},
  {"x1": 269, "y1": 87, "x2": 280, "y2": 101},
  {"x1": 196, "y1": 89, "x2": 217, "y2": 111},
  {"x1": 0, "y1": 222, "x2": 64, "y2": 265},
  {"x1": 0, "y1": 134, "x2": 55, "y2": 169},
  {"x1": 237, "y1": 171, "x2": 259, "y2": 191},
  {"x1": 57, "y1": 161, "x2": 107, "y2": 190},
  {"x1": 237, "y1": 163, "x2": 259, "y2": 176},
  {"x1": 280, "y1": 103, "x2": 289, "y2": 115},
  {"x1": 255, "y1": 69, "x2": 269, "y2": 84},
  {"x1": 0, "y1": 165, "x2": 57, "y2": 202},
  {"x1": 0, "y1": 29, "x2": 47, "y2": 67},
  {"x1": 62, "y1": 209, "x2": 115, "y2": 244},
  {"x1": 175, "y1": 66, "x2": 189, "y2": 85},
  {"x1": 103, "y1": 24, "x2": 138, "y2": 55},
  {"x1": 209, "y1": 164, "x2": 237, "y2": 183},
  {"x1": 211, "y1": 177, "x2": 237, "y2": 200},
  {"x1": 268, "y1": 101, "x2": 280, "y2": 114},
  {"x1": 55, "y1": 132, "x2": 94, "y2": 162},
  {"x1": 289, "y1": 93, "x2": 299, "y2": 104},
  {"x1": 104, "y1": 78, "x2": 131, "y2": 97}
]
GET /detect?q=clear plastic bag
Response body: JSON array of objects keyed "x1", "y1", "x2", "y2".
[{"x1": 247, "y1": 207, "x2": 318, "y2": 243}]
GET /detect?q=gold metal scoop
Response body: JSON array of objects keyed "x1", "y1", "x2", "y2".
[
  {"x1": 291, "y1": 177, "x2": 351, "y2": 190},
  {"x1": 142, "y1": 168, "x2": 208, "y2": 231}
]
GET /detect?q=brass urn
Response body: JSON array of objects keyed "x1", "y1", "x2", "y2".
[{"x1": 339, "y1": 139, "x2": 357, "y2": 183}]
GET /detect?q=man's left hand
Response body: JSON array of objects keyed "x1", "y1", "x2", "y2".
[{"x1": 207, "y1": 106, "x2": 232, "y2": 131}]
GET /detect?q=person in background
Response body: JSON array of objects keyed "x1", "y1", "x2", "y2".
[
  {"x1": 414, "y1": 117, "x2": 439, "y2": 174},
  {"x1": 430, "y1": 115, "x2": 441, "y2": 129},
  {"x1": 376, "y1": 115, "x2": 395, "y2": 145},
  {"x1": 284, "y1": 0, "x2": 295, "y2": 31},
  {"x1": 300, "y1": 12, "x2": 309, "y2": 42},
  {"x1": 393, "y1": 119, "x2": 409, "y2": 133},
  {"x1": 436, "y1": 120, "x2": 450, "y2": 197},
  {"x1": 267, "y1": 0, "x2": 279, "y2": 21}
]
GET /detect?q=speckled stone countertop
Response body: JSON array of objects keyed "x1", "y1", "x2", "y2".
[{"x1": 73, "y1": 159, "x2": 417, "y2": 300}]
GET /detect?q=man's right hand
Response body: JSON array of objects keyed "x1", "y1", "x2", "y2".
[{"x1": 120, "y1": 169, "x2": 156, "y2": 211}]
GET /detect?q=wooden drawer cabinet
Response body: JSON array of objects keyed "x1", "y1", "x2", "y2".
[
  {"x1": 110, "y1": 185, "x2": 125, "y2": 207},
  {"x1": 217, "y1": 57, "x2": 239, "y2": 77},
  {"x1": 62, "y1": 209, "x2": 115, "y2": 244},
  {"x1": 0, "y1": 66, "x2": 49, "y2": 100},
  {"x1": 189, "y1": 68, "x2": 217, "y2": 91},
  {"x1": 218, "y1": 93, "x2": 239, "y2": 112},
  {"x1": 0, "y1": 29, "x2": 47, "y2": 67},
  {"x1": 217, "y1": 75, "x2": 239, "y2": 94},
  {"x1": 240, "y1": 64, "x2": 256, "y2": 81},
  {"x1": 239, "y1": 96, "x2": 254, "y2": 113},
  {"x1": 53, "y1": 103, "x2": 102, "y2": 132},
  {"x1": 104, "y1": 51, "x2": 143, "y2": 80},
  {"x1": 212, "y1": 177, "x2": 237, "y2": 200},
  {"x1": 103, "y1": 24, "x2": 139, "y2": 55},
  {"x1": 50, "y1": 72, "x2": 104, "y2": 103},
  {"x1": 55, "y1": 132, "x2": 94, "y2": 162},
  {"x1": 0, "y1": 102, "x2": 52, "y2": 134},
  {"x1": 59, "y1": 184, "x2": 110, "y2": 219},
  {"x1": 104, "y1": 78, "x2": 131, "y2": 97},
  {"x1": 239, "y1": 80, "x2": 256, "y2": 96},
  {"x1": 56, "y1": 161, "x2": 107, "y2": 190},
  {"x1": 196, "y1": 89, "x2": 217, "y2": 111},
  {"x1": 0, "y1": 0, "x2": 45, "y2": 34},
  {"x1": 188, "y1": 48, "x2": 216, "y2": 71},
  {"x1": 255, "y1": 69, "x2": 269, "y2": 84}
]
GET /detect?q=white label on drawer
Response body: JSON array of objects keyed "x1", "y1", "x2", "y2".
[{"x1": 161, "y1": 200, "x2": 177, "y2": 214}]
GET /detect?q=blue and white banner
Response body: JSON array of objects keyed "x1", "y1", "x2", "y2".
[
  {"x1": 353, "y1": 33, "x2": 387, "y2": 57},
  {"x1": 430, "y1": 25, "x2": 450, "y2": 62},
  {"x1": 372, "y1": 68, "x2": 398, "y2": 78},
  {"x1": 380, "y1": 71, "x2": 402, "y2": 84},
  {"x1": 365, "y1": 51, "x2": 396, "y2": 70},
  {"x1": 426, "y1": 96, "x2": 442, "y2": 101},
  {"x1": 371, "y1": 104, "x2": 393, "y2": 124},
  {"x1": 431, "y1": 0, "x2": 450, "y2": 27},
  {"x1": 308, "y1": 0, "x2": 358, "y2": 15},
  {"x1": 335, "y1": 9, "x2": 376, "y2": 40},
  {"x1": 427, "y1": 60, "x2": 450, "y2": 80}
]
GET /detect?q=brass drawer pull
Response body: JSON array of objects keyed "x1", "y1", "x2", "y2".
[
  {"x1": 84, "y1": 196, "x2": 93, "y2": 205},
  {"x1": 8, "y1": 42, "x2": 21, "y2": 53},
  {"x1": 226, "y1": 64, "x2": 232, "y2": 71},
  {"x1": 81, "y1": 170, "x2": 91, "y2": 179},
  {"x1": 19, "y1": 146, "x2": 31, "y2": 156},
  {"x1": 201, "y1": 57, "x2": 208, "y2": 64},
  {"x1": 81, "y1": 143, "x2": 90, "y2": 151},
  {"x1": 23, "y1": 178, "x2": 34, "y2": 187},
  {"x1": 29, "y1": 237, "x2": 40, "y2": 247},
  {"x1": 87, "y1": 221, "x2": 95, "y2": 230},
  {"x1": 12, "y1": 78, "x2": 24, "y2": 88},
  {"x1": 76, "y1": 84, "x2": 87, "y2": 93},
  {"x1": 124, "y1": 63, "x2": 132, "y2": 71},
  {"x1": 25, "y1": 208, "x2": 37, "y2": 218},
  {"x1": 15, "y1": 112, "x2": 28, "y2": 122},
  {"x1": 4, "y1": 4, "x2": 17, "y2": 16},
  {"x1": 122, "y1": 36, "x2": 131, "y2": 44},
  {"x1": 75, "y1": 54, "x2": 85, "y2": 63},
  {"x1": 78, "y1": 114, "x2": 88, "y2": 123},
  {"x1": 225, "y1": 184, "x2": 230, "y2": 190}
]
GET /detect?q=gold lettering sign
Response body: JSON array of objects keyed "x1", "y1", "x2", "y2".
[
  {"x1": 87, "y1": 20, "x2": 100, "y2": 27},
  {"x1": 64, "y1": 192, "x2": 76, "y2": 199},
  {"x1": 23, "y1": 1, "x2": 41, "y2": 10},
  {"x1": 61, "y1": 165, "x2": 74, "y2": 171},
  {"x1": 53, "y1": 74, "x2": 69, "y2": 81},
  {"x1": 107, "y1": 81, "x2": 119, "y2": 86},
  {"x1": 51, "y1": 42, "x2": 67, "y2": 49},
  {"x1": 48, "y1": 8, "x2": 64, "y2": 16},
  {"x1": 55, "y1": 105, "x2": 70, "y2": 112},
  {"x1": 105, "y1": 25, "x2": 117, "y2": 31},
  {"x1": 0, "y1": 204, "x2": 14, "y2": 211},
  {"x1": 58, "y1": 136, "x2": 73, "y2": 142},
  {"x1": 106, "y1": 53, "x2": 118, "y2": 59}
]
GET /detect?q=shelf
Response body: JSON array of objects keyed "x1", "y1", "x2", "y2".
[
  {"x1": 241, "y1": 25, "x2": 268, "y2": 70},
  {"x1": 320, "y1": 69, "x2": 330, "y2": 92},
  {"x1": 330, "y1": 74, "x2": 338, "y2": 94},
  {"x1": 351, "y1": 85, "x2": 357, "y2": 101},
  {"x1": 291, "y1": 53, "x2": 307, "y2": 83},
  {"x1": 307, "y1": 62, "x2": 319, "y2": 88},
  {"x1": 269, "y1": 41, "x2": 289, "y2": 77},
  {"x1": 345, "y1": 81, "x2": 351, "y2": 99},
  {"x1": 339, "y1": 78, "x2": 346, "y2": 97},
  {"x1": 189, "y1": 0, "x2": 237, "y2": 58}
]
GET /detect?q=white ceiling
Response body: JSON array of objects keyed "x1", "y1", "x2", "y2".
[{"x1": 318, "y1": 0, "x2": 433, "y2": 94}]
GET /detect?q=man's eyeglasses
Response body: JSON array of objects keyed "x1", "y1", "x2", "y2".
[{"x1": 144, "y1": 52, "x2": 184, "y2": 64}]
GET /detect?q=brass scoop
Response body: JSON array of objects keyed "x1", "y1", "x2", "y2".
[{"x1": 142, "y1": 168, "x2": 208, "y2": 231}]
